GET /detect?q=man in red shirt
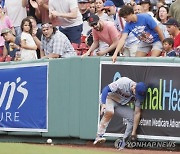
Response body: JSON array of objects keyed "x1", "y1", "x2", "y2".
[{"x1": 164, "y1": 18, "x2": 180, "y2": 49}]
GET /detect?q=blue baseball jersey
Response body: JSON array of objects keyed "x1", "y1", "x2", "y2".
[{"x1": 124, "y1": 13, "x2": 160, "y2": 43}]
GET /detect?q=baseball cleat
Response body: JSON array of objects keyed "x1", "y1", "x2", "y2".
[
  {"x1": 114, "y1": 138, "x2": 126, "y2": 150},
  {"x1": 93, "y1": 136, "x2": 106, "y2": 145}
]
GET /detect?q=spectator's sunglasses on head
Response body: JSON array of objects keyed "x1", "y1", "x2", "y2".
[
  {"x1": 126, "y1": 2, "x2": 136, "y2": 7},
  {"x1": 41, "y1": 23, "x2": 52, "y2": 28},
  {"x1": 104, "y1": 9, "x2": 110, "y2": 13}
]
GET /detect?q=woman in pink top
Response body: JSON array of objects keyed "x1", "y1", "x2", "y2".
[{"x1": 0, "y1": 5, "x2": 15, "y2": 56}]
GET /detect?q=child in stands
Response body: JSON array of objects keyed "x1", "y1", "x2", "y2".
[{"x1": 162, "y1": 38, "x2": 176, "y2": 57}]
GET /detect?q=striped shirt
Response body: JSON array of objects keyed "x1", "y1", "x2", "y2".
[{"x1": 41, "y1": 30, "x2": 76, "y2": 58}]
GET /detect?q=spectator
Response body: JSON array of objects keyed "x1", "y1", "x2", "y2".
[
  {"x1": 164, "y1": 18, "x2": 180, "y2": 48},
  {"x1": 156, "y1": 0, "x2": 165, "y2": 11},
  {"x1": 78, "y1": 0, "x2": 91, "y2": 37},
  {"x1": 103, "y1": 0, "x2": 125, "y2": 32},
  {"x1": 89, "y1": 1, "x2": 96, "y2": 14},
  {"x1": 29, "y1": 0, "x2": 51, "y2": 25},
  {"x1": 0, "y1": 4, "x2": 15, "y2": 56},
  {"x1": 139, "y1": 0, "x2": 154, "y2": 17},
  {"x1": 112, "y1": 5, "x2": 164, "y2": 62},
  {"x1": 28, "y1": 0, "x2": 42, "y2": 26},
  {"x1": 82, "y1": 14, "x2": 120, "y2": 57},
  {"x1": 104, "y1": 0, "x2": 139, "y2": 57},
  {"x1": 121, "y1": 3, "x2": 143, "y2": 57},
  {"x1": 112, "y1": 0, "x2": 124, "y2": 7},
  {"x1": 168, "y1": 0, "x2": 180, "y2": 25},
  {"x1": 94, "y1": 0, "x2": 114, "y2": 55},
  {"x1": 40, "y1": 23, "x2": 76, "y2": 58},
  {"x1": 156, "y1": 5, "x2": 170, "y2": 38},
  {"x1": 20, "y1": 18, "x2": 37, "y2": 61},
  {"x1": 49, "y1": 0, "x2": 83, "y2": 44},
  {"x1": 0, "y1": 0, "x2": 5, "y2": 8},
  {"x1": 1, "y1": 28, "x2": 21, "y2": 60},
  {"x1": 133, "y1": 4, "x2": 143, "y2": 14},
  {"x1": 27, "y1": 16, "x2": 42, "y2": 59},
  {"x1": 4, "y1": 0, "x2": 28, "y2": 36},
  {"x1": 95, "y1": 0, "x2": 113, "y2": 22},
  {"x1": 162, "y1": 37, "x2": 176, "y2": 57}
]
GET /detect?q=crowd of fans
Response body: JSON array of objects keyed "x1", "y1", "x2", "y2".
[{"x1": 0, "y1": 0, "x2": 179, "y2": 62}]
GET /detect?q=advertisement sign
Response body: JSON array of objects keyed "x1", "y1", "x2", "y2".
[
  {"x1": 100, "y1": 61, "x2": 180, "y2": 141},
  {"x1": 0, "y1": 63, "x2": 48, "y2": 132}
]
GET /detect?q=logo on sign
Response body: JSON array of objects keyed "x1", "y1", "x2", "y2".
[{"x1": 0, "y1": 77, "x2": 28, "y2": 110}]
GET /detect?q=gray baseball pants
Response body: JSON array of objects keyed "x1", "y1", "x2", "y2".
[{"x1": 97, "y1": 93, "x2": 134, "y2": 140}]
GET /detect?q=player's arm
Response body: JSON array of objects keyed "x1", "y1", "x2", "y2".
[
  {"x1": 101, "y1": 86, "x2": 112, "y2": 104},
  {"x1": 131, "y1": 106, "x2": 141, "y2": 136},
  {"x1": 100, "y1": 86, "x2": 112, "y2": 115}
]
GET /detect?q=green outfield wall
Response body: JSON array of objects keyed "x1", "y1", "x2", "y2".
[{"x1": 0, "y1": 57, "x2": 180, "y2": 144}]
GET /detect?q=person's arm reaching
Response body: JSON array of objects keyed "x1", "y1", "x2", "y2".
[{"x1": 112, "y1": 33, "x2": 128, "y2": 63}]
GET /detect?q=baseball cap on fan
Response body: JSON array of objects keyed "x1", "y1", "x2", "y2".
[
  {"x1": 104, "y1": 0, "x2": 115, "y2": 9},
  {"x1": 163, "y1": 18, "x2": 179, "y2": 27},
  {"x1": 78, "y1": 0, "x2": 89, "y2": 3},
  {"x1": 139, "y1": 0, "x2": 151, "y2": 4},
  {"x1": 88, "y1": 14, "x2": 99, "y2": 26},
  {"x1": 1, "y1": 28, "x2": 12, "y2": 36},
  {"x1": 135, "y1": 82, "x2": 147, "y2": 102}
]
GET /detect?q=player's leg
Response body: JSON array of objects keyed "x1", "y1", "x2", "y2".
[
  {"x1": 94, "y1": 93, "x2": 116, "y2": 144},
  {"x1": 114, "y1": 105, "x2": 134, "y2": 150}
]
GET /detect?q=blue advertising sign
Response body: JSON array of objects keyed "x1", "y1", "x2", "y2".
[{"x1": 0, "y1": 63, "x2": 48, "y2": 132}]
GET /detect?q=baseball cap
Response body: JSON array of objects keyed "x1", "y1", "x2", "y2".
[
  {"x1": 88, "y1": 14, "x2": 99, "y2": 26},
  {"x1": 163, "y1": 18, "x2": 179, "y2": 27},
  {"x1": 78, "y1": 0, "x2": 89, "y2": 3},
  {"x1": 82, "y1": 10, "x2": 91, "y2": 21},
  {"x1": 135, "y1": 82, "x2": 147, "y2": 102},
  {"x1": 1, "y1": 28, "x2": 12, "y2": 36},
  {"x1": 139, "y1": 0, "x2": 151, "y2": 4},
  {"x1": 104, "y1": 0, "x2": 115, "y2": 9}
]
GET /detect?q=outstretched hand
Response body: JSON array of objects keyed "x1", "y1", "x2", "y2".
[
  {"x1": 112, "y1": 54, "x2": 117, "y2": 63},
  {"x1": 81, "y1": 52, "x2": 89, "y2": 58}
]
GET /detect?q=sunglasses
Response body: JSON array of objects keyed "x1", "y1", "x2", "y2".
[
  {"x1": 42, "y1": 23, "x2": 52, "y2": 28},
  {"x1": 104, "y1": 9, "x2": 110, "y2": 13},
  {"x1": 90, "y1": 22, "x2": 98, "y2": 27}
]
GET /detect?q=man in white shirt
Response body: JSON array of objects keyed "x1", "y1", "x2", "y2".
[{"x1": 48, "y1": 0, "x2": 83, "y2": 44}]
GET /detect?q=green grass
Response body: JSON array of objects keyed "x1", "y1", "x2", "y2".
[{"x1": 0, "y1": 143, "x2": 118, "y2": 154}]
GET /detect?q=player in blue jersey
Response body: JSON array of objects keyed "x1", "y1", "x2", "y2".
[{"x1": 93, "y1": 77, "x2": 147, "y2": 150}]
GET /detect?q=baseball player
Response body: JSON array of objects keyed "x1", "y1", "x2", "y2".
[{"x1": 93, "y1": 77, "x2": 147, "y2": 150}]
